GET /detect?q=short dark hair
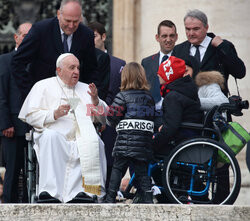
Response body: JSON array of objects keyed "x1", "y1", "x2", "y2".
[
  {"x1": 88, "y1": 21, "x2": 106, "y2": 36},
  {"x1": 157, "y1": 20, "x2": 177, "y2": 35}
]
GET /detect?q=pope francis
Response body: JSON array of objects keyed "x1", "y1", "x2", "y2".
[{"x1": 19, "y1": 53, "x2": 107, "y2": 203}]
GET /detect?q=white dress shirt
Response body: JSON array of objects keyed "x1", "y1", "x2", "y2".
[
  {"x1": 60, "y1": 28, "x2": 73, "y2": 51},
  {"x1": 190, "y1": 36, "x2": 212, "y2": 62},
  {"x1": 159, "y1": 51, "x2": 172, "y2": 65}
]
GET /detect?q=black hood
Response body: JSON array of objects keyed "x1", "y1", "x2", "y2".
[{"x1": 167, "y1": 75, "x2": 199, "y2": 101}]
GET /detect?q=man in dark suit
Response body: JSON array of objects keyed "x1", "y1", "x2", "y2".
[
  {"x1": 173, "y1": 9, "x2": 246, "y2": 204},
  {"x1": 172, "y1": 9, "x2": 246, "y2": 95},
  {"x1": 94, "y1": 48, "x2": 110, "y2": 101},
  {"x1": 11, "y1": 0, "x2": 98, "y2": 99},
  {"x1": 141, "y1": 20, "x2": 178, "y2": 108},
  {"x1": 0, "y1": 22, "x2": 32, "y2": 203},
  {"x1": 88, "y1": 21, "x2": 126, "y2": 188}
]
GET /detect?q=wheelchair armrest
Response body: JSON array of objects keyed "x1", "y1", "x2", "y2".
[
  {"x1": 180, "y1": 122, "x2": 219, "y2": 138},
  {"x1": 180, "y1": 122, "x2": 204, "y2": 130}
]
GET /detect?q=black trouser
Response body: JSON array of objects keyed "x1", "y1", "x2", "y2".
[
  {"x1": 2, "y1": 136, "x2": 27, "y2": 203},
  {"x1": 108, "y1": 156, "x2": 151, "y2": 194},
  {"x1": 213, "y1": 164, "x2": 230, "y2": 204},
  {"x1": 101, "y1": 125, "x2": 116, "y2": 189}
]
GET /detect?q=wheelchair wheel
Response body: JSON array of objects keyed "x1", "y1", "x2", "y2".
[{"x1": 162, "y1": 138, "x2": 241, "y2": 205}]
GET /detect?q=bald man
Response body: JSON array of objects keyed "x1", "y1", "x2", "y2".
[
  {"x1": 12, "y1": 0, "x2": 98, "y2": 101},
  {"x1": 0, "y1": 22, "x2": 32, "y2": 203},
  {"x1": 19, "y1": 53, "x2": 107, "y2": 203}
]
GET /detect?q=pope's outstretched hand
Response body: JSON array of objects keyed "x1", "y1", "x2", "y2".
[{"x1": 88, "y1": 83, "x2": 99, "y2": 106}]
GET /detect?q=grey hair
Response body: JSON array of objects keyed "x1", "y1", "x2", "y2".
[
  {"x1": 184, "y1": 9, "x2": 208, "y2": 27},
  {"x1": 60, "y1": 0, "x2": 82, "y2": 11}
]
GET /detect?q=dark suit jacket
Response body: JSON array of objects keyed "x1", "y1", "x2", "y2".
[
  {"x1": 95, "y1": 48, "x2": 110, "y2": 101},
  {"x1": 0, "y1": 51, "x2": 28, "y2": 136},
  {"x1": 102, "y1": 55, "x2": 125, "y2": 168},
  {"x1": 105, "y1": 55, "x2": 126, "y2": 105},
  {"x1": 172, "y1": 33, "x2": 246, "y2": 95},
  {"x1": 141, "y1": 53, "x2": 161, "y2": 103},
  {"x1": 11, "y1": 17, "x2": 98, "y2": 99}
]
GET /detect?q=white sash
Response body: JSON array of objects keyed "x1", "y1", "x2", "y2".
[{"x1": 74, "y1": 102, "x2": 101, "y2": 195}]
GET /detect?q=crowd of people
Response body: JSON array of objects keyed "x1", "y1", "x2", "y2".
[{"x1": 0, "y1": 0, "x2": 246, "y2": 204}]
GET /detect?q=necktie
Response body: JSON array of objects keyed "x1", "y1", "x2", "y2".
[
  {"x1": 194, "y1": 45, "x2": 200, "y2": 65},
  {"x1": 63, "y1": 33, "x2": 69, "y2": 53},
  {"x1": 154, "y1": 55, "x2": 169, "y2": 102},
  {"x1": 161, "y1": 55, "x2": 169, "y2": 64}
]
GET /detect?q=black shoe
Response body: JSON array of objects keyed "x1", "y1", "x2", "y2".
[
  {"x1": 67, "y1": 192, "x2": 98, "y2": 203},
  {"x1": 103, "y1": 190, "x2": 117, "y2": 203},
  {"x1": 133, "y1": 191, "x2": 153, "y2": 204},
  {"x1": 38, "y1": 191, "x2": 61, "y2": 203}
]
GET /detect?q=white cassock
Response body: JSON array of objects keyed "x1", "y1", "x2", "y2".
[{"x1": 19, "y1": 76, "x2": 107, "y2": 203}]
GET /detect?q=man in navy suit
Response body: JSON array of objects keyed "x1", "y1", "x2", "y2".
[
  {"x1": 172, "y1": 9, "x2": 246, "y2": 95},
  {"x1": 11, "y1": 0, "x2": 98, "y2": 99},
  {"x1": 88, "y1": 21, "x2": 126, "y2": 188},
  {"x1": 0, "y1": 22, "x2": 32, "y2": 203},
  {"x1": 141, "y1": 20, "x2": 178, "y2": 108}
]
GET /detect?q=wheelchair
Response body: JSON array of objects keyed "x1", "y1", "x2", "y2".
[
  {"x1": 121, "y1": 101, "x2": 248, "y2": 205},
  {"x1": 24, "y1": 129, "x2": 100, "y2": 204},
  {"x1": 24, "y1": 129, "x2": 39, "y2": 203}
]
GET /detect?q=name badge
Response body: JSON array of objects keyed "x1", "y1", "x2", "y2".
[{"x1": 116, "y1": 119, "x2": 154, "y2": 133}]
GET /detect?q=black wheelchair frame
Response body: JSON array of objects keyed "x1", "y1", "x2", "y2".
[
  {"x1": 24, "y1": 129, "x2": 39, "y2": 203},
  {"x1": 121, "y1": 102, "x2": 248, "y2": 205}
]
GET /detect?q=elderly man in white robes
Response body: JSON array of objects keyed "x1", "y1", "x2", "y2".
[{"x1": 19, "y1": 53, "x2": 107, "y2": 203}]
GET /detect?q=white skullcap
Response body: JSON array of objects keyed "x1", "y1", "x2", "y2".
[{"x1": 56, "y1": 53, "x2": 74, "y2": 68}]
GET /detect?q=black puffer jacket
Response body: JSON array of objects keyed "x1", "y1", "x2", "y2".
[
  {"x1": 154, "y1": 76, "x2": 203, "y2": 149},
  {"x1": 107, "y1": 90, "x2": 155, "y2": 161}
]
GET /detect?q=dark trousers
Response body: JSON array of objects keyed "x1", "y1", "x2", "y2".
[
  {"x1": 2, "y1": 136, "x2": 27, "y2": 203},
  {"x1": 108, "y1": 156, "x2": 151, "y2": 193},
  {"x1": 101, "y1": 125, "x2": 116, "y2": 189},
  {"x1": 213, "y1": 164, "x2": 230, "y2": 203}
]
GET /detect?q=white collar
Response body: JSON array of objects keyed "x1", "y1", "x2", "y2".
[
  {"x1": 59, "y1": 27, "x2": 73, "y2": 39},
  {"x1": 159, "y1": 51, "x2": 172, "y2": 65},
  {"x1": 56, "y1": 76, "x2": 75, "y2": 89},
  {"x1": 191, "y1": 35, "x2": 212, "y2": 49}
]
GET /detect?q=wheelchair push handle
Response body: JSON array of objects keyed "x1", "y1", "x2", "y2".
[{"x1": 216, "y1": 97, "x2": 249, "y2": 116}]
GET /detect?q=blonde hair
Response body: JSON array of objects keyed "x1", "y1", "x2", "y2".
[{"x1": 120, "y1": 62, "x2": 150, "y2": 91}]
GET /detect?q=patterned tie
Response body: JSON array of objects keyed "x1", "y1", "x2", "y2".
[
  {"x1": 194, "y1": 45, "x2": 200, "y2": 65},
  {"x1": 63, "y1": 33, "x2": 69, "y2": 53},
  {"x1": 161, "y1": 55, "x2": 169, "y2": 64}
]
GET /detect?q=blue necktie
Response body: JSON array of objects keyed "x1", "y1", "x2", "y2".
[
  {"x1": 161, "y1": 55, "x2": 169, "y2": 63},
  {"x1": 63, "y1": 33, "x2": 69, "y2": 53}
]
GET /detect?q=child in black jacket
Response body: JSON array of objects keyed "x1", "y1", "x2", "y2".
[{"x1": 104, "y1": 62, "x2": 155, "y2": 203}]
